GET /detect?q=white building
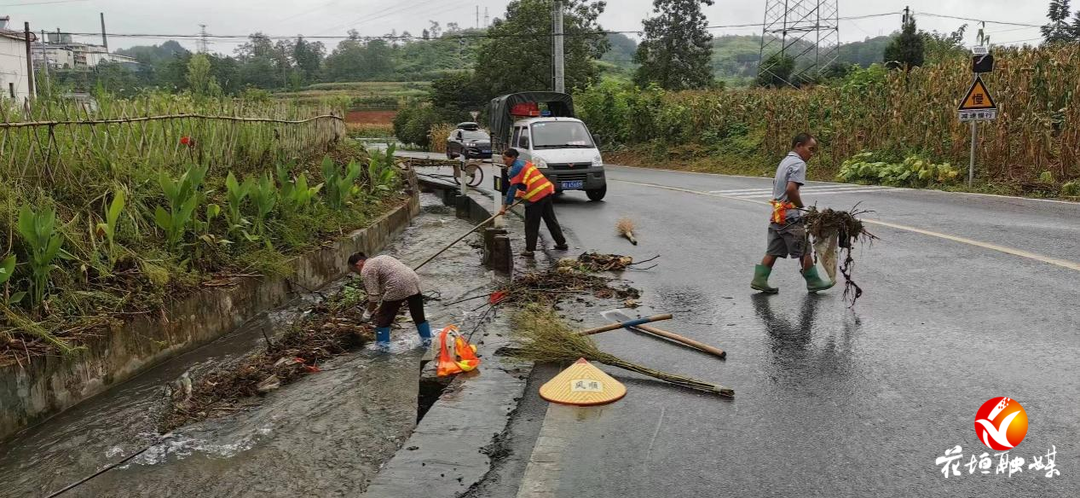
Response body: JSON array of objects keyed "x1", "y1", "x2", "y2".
[
  {"x1": 33, "y1": 34, "x2": 138, "y2": 70},
  {"x1": 0, "y1": 17, "x2": 34, "y2": 101}
]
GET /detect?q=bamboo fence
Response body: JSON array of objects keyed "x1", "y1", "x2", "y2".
[{"x1": 0, "y1": 95, "x2": 347, "y2": 186}]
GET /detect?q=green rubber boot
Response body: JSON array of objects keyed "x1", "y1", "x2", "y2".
[
  {"x1": 802, "y1": 266, "x2": 835, "y2": 293},
  {"x1": 751, "y1": 264, "x2": 779, "y2": 294}
]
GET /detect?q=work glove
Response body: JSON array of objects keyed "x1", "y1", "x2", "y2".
[{"x1": 362, "y1": 310, "x2": 372, "y2": 322}]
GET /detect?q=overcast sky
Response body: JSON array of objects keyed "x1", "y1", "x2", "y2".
[{"x1": 1, "y1": 0, "x2": 1052, "y2": 53}]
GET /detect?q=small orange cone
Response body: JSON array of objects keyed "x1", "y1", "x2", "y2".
[
  {"x1": 539, "y1": 358, "x2": 626, "y2": 406},
  {"x1": 436, "y1": 326, "x2": 481, "y2": 377}
]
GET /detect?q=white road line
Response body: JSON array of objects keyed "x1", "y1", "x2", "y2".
[
  {"x1": 711, "y1": 185, "x2": 890, "y2": 196},
  {"x1": 611, "y1": 178, "x2": 1080, "y2": 273},
  {"x1": 730, "y1": 188, "x2": 896, "y2": 199}
]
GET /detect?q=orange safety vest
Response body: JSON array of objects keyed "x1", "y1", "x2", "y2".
[
  {"x1": 436, "y1": 325, "x2": 481, "y2": 377},
  {"x1": 770, "y1": 199, "x2": 796, "y2": 224},
  {"x1": 510, "y1": 161, "x2": 555, "y2": 202}
]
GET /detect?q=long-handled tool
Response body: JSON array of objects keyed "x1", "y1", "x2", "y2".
[
  {"x1": 413, "y1": 199, "x2": 523, "y2": 271},
  {"x1": 577, "y1": 314, "x2": 672, "y2": 336},
  {"x1": 601, "y1": 309, "x2": 726, "y2": 359}
]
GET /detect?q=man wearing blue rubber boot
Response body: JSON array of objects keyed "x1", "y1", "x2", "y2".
[{"x1": 349, "y1": 252, "x2": 432, "y2": 348}]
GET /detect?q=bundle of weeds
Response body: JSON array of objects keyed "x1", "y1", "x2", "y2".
[
  {"x1": 158, "y1": 298, "x2": 373, "y2": 432},
  {"x1": 508, "y1": 306, "x2": 733, "y2": 397},
  {"x1": 506, "y1": 266, "x2": 640, "y2": 306},
  {"x1": 803, "y1": 206, "x2": 877, "y2": 305}
]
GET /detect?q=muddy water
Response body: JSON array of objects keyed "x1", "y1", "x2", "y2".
[{"x1": 0, "y1": 195, "x2": 494, "y2": 498}]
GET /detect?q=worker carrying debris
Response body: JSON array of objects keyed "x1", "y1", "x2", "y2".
[
  {"x1": 348, "y1": 252, "x2": 432, "y2": 348},
  {"x1": 751, "y1": 133, "x2": 835, "y2": 294},
  {"x1": 499, "y1": 148, "x2": 569, "y2": 258}
]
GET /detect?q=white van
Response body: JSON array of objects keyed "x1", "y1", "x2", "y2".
[{"x1": 509, "y1": 116, "x2": 607, "y2": 201}]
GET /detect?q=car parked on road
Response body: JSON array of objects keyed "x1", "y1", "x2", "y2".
[{"x1": 446, "y1": 123, "x2": 492, "y2": 159}]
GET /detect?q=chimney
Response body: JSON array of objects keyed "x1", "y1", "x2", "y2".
[{"x1": 0, "y1": 16, "x2": 10, "y2": 30}]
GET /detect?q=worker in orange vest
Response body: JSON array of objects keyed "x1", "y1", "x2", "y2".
[
  {"x1": 498, "y1": 148, "x2": 569, "y2": 258},
  {"x1": 751, "y1": 133, "x2": 834, "y2": 294}
]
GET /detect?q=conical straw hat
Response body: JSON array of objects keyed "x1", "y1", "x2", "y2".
[{"x1": 539, "y1": 358, "x2": 626, "y2": 406}]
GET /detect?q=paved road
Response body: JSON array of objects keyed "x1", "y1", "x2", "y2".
[
  {"x1": 414, "y1": 156, "x2": 1077, "y2": 497},
  {"x1": 400, "y1": 153, "x2": 1079, "y2": 495}
]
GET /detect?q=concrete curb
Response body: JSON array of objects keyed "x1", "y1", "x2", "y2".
[
  {"x1": 363, "y1": 178, "x2": 533, "y2": 498},
  {"x1": 0, "y1": 176, "x2": 421, "y2": 441}
]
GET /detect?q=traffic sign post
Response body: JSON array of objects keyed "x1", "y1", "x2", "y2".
[{"x1": 958, "y1": 61, "x2": 997, "y2": 186}]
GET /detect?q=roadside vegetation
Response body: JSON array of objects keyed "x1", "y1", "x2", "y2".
[
  {"x1": 577, "y1": 42, "x2": 1080, "y2": 198},
  {"x1": 0, "y1": 85, "x2": 404, "y2": 364}
]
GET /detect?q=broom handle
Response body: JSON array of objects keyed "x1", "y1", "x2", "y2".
[
  {"x1": 578, "y1": 314, "x2": 673, "y2": 336},
  {"x1": 625, "y1": 323, "x2": 726, "y2": 359},
  {"x1": 413, "y1": 199, "x2": 523, "y2": 271}
]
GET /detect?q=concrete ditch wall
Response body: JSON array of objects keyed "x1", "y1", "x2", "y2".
[{"x1": 0, "y1": 181, "x2": 420, "y2": 441}]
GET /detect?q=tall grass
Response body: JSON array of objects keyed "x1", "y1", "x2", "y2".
[{"x1": 578, "y1": 44, "x2": 1080, "y2": 184}]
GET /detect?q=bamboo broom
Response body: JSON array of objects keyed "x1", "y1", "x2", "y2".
[
  {"x1": 616, "y1": 217, "x2": 637, "y2": 245},
  {"x1": 509, "y1": 306, "x2": 733, "y2": 397}
]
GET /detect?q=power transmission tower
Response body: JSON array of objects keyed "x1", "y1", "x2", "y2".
[
  {"x1": 757, "y1": 0, "x2": 840, "y2": 86},
  {"x1": 484, "y1": 8, "x2": 489, "y2": 27},
  {"x1": 197, "y1": 24, "x2": 210, "y2": 54}
]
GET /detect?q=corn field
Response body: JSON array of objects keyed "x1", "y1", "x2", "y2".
[
  {"x1": 577, "y1": 44, "x2": 1080, "y2": 183},
  {"x1": 1, "y1": 93, "x2": 345, "y2": 190}
]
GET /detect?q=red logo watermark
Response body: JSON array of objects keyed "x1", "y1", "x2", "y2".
[{"x1": 974, "y1": 397, "x2": 1028, "y2": 451}]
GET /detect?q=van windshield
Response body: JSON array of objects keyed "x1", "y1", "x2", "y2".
[{"x1": 530, "y1": 121, "x2": 594, "y2": 149}]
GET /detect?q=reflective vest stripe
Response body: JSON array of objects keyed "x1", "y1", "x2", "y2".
[
  {"x1": 524, "y1": 182, "x2": 552, "y2": 199},
  {"x1": 511, "y1": 162, "x2": 554, "y2": 202}
]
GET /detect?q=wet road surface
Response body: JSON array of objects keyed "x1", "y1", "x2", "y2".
[{"x1": 433, "y1": 159, "x2": 1080, "y2": 497}]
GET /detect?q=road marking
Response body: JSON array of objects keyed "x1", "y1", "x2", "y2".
[
  {"x1": 612, "y1": 178, "x2": 1080, "y2": 273},
  {"x1": 731, "y1": 188, "x2": 895, "y2": 199},
  {"x1": 516, "y1": 404, "x2": 576, "y2": 498},
  {"x1": 712, "y1": 185, "x2": 890, "y2": 196},
  {"x1": 608, "y1": 164, "x2": 1080, "y2": 206},
  {"x1": 860, "y1": 218, "x2": 1080, "y2": 272}
]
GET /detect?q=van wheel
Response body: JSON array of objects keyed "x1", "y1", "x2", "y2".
[{"x1": 586, "y1": 187, "x2": 607, "y2": 202}]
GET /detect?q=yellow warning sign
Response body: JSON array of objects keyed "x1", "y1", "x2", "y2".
[{"x1": 958, "y1": 76, "x2": 996, "y2": 110}]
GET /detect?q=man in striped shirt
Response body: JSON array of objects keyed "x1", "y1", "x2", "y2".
[{"x1": 349, "y1": 252, "x2": 431, "y2": 348}]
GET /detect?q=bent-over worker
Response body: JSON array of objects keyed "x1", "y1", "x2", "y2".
[
  {"x1": 349, "y1": 252, "x2": 431, "y2": 347},
  {"x1": 499, "y1": 148, "x2": 569, "y2": 258},
  {"x1": 751, "y1": 133, "x2": 835, "y2": 294}
]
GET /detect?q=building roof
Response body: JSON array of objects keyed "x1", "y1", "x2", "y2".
[{"x1": 0, "y1": 28, "x2": 35, "y2": 42}]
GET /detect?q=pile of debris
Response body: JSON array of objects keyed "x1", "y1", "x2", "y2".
[
  {"x1": 803, "y1": 206, "x2": 877, "y2": 305},
  {"x1": 556, "y1": 252, "x2": 657, "y2": 273},
  {"x1": 158, "y1": 296, "x2": 373, "y2": 432},
  {"x1": 506, "y1": 263, "x2": 640, "y2": 307}
]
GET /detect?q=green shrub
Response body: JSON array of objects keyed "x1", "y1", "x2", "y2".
[
  {"x1": 392, "y1": 102, "x2": 442, "y2": 148},
  {"x1": 1062, "y1": 181, "x2": 1080, "y2": 197},
  {"x1": 837, "y1": 152, "x2": 960, "y2": 187}
]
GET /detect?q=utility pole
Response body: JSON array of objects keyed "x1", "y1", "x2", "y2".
[
  {"x1": 100, "y1": 12, "x2": 108, "y2": 51},
  {"x1": 24, "y1": 22, "x2": 35, "y2": 99},
  {"x1": 476, "y1": 5, "x2": 480, "y2": 30},
  {"x1": 40, "y1": 30, "x2": 49, "y2": 80},
  {"x1": 553, "y1": 1, "x2": 565, "y2": 93}
]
